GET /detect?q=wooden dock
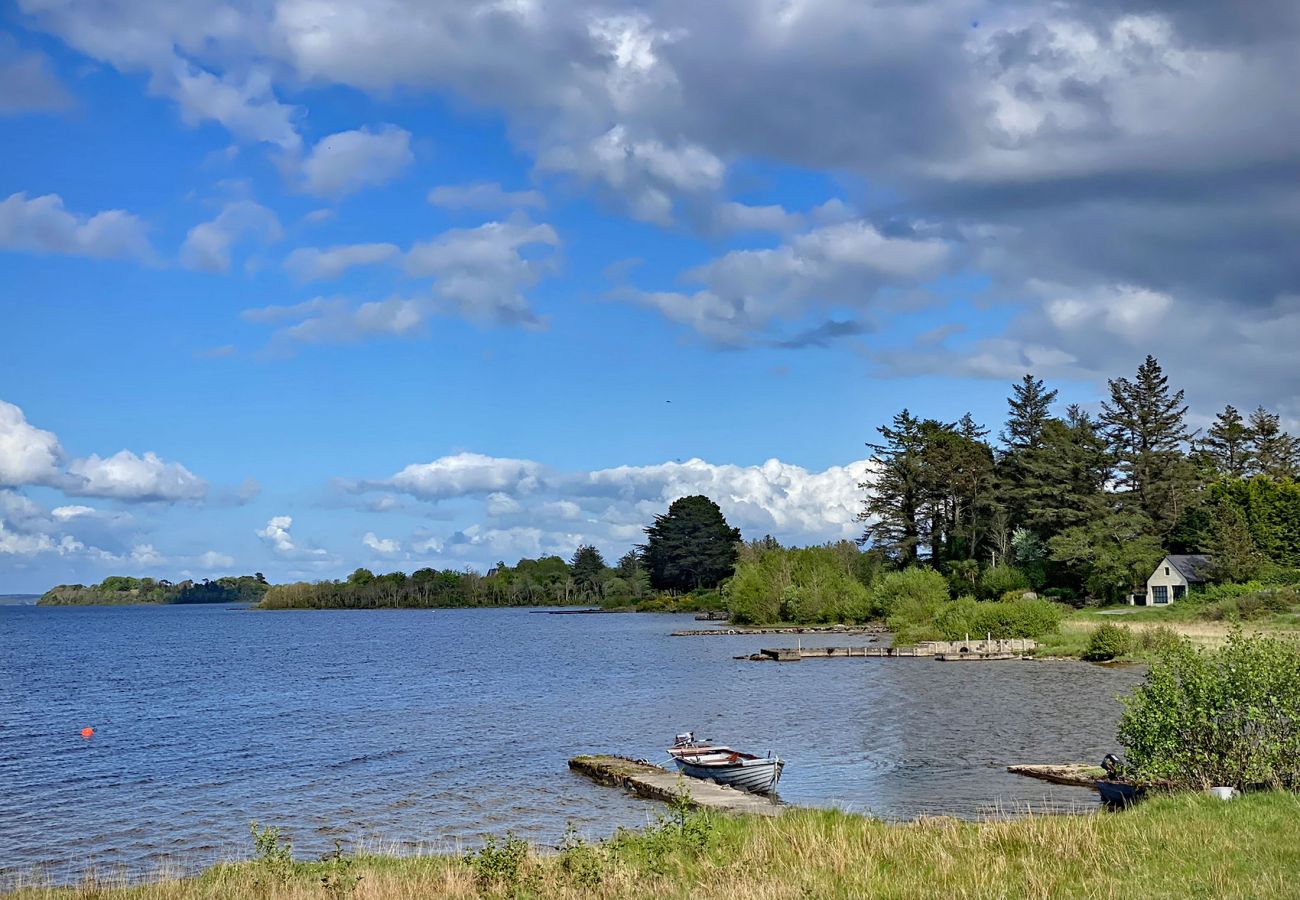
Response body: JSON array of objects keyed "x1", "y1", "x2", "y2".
[
  {"x1": 747, "y1": 638, "x2": 1037, "y2": 662},
  {"x1": 568, "y1": 755, "x2": 785, "y2": 816}
]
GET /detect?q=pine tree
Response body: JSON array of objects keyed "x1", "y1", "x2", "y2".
[
  {"x1": 1206, "y1": 502, "x2": 1263, "y2": 583},
  {"x1": 1001, "y1": 374, "x2": 1059, "y2": 451},
  {"x1": 569, "y1": 545, "x2": 607, "y2": 598},
  {"x1": 1099, "y1": 356, "x2": 1196, "y2": 536},
  {"x1": 859, "y1": 409, "x2": 926, "y2": 564},
  {"x1": 1014, "y1": 415, "x2": 1110, "y2": 539},
  {"x1": 1203, "y1": 405, "x2": 1250, "y2": 477},
  {"x1": 1246, "y1": 407, "x2": 1300, "y2": 480}
]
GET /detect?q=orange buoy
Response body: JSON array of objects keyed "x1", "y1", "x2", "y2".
[{"x1": 80, "y1": 727, "x2": 95, "y2": 738}]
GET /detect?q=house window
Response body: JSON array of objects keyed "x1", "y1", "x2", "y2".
[
  {"x1": 1153, "y1": 586, "x2": 1169, "y2": 604},
  {"x1": 1165, "y1": 567, "x2": 1170, "y2": 576},
  {"x1": 1173, "y1": 585, "x2": 1186, "y2": 600}
]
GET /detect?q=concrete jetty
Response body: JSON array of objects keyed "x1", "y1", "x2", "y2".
[
  {"x1": 746, "y1": 638, "x2": 1036, "y2": 661},
  {"x1": 1007, "y1": 763, "x2": 1105, "y2": 788},
  {"x1": 569, "y1": 755, "x2": 785, "y2": 816},
  {"x1": 672, "y1": 624, "x2": 886, "y2": 637}
]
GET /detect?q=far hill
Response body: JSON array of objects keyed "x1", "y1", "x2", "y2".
[{"x1": 38, "y1": 575, "x2": 269, "y2": 606}]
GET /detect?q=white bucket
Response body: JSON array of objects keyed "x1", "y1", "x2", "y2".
[{"x1": 1209, "y1": 786, "x2": 1238, "y2": 801}]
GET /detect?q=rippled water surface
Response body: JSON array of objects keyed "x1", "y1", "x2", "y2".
[{"x1": 0, "y1": 604, "x2": 1144, "y2": 882}]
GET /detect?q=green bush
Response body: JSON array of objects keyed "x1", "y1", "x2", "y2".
[
  {"x1": 725, "y1": 545, "x2": 875, "y2": 624},
  {"x1": 1117, "y1": 632, "x2": 1300, "y2": 790},
  {"x1": 467, "y1": 832, "x2": 530, "y2": 892},
  {"x1": 890, "y1": 594, "x2": 1064, "y2": 644},
  {"x1": 1084, "y1": 623, "x2": 1133, "y2": 661},
  {"x1": 977, "y1": 564, "x2": 1030, "y2": 600},
  {"x1": 1136, "y1": 625, "x2": 1185, "y2": 655},
  {"x1": 870, "y1": 568, "x2": 950, "y2": 618}
]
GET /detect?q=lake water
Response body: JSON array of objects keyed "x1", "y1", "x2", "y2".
[{"x1": 0, "y1": 604, "x2": 1145, "y2": 884}]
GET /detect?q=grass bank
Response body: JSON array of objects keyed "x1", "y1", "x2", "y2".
[{"x1": 10, "y1": 793, "x2": 1300, "y2": 899}]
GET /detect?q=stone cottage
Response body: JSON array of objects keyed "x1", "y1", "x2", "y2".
[{"x1": 1134, "y1": 554, "x2": 1214, "y2": 606}]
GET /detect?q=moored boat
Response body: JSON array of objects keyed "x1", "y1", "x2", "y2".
[{"x1": 666, "y1": 733, "x2": 784, "y2": 793}]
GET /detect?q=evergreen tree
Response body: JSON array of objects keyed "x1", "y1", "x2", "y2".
[
  {"x1": 917, "y1": 420, "x2": 996, "y2": 565},
  {"x1": 641, "y1": 495, "x2": 741, "y2": 591},
  {"x1": 1099, "y1": 356, "x2": 1197, "y2": 536},
  {"x1": 1001, "y1": 374, "x2": 1059, "y2": 451},
  {"x1": 569, "y1": 545, "x2": 607, "y2": 598},
  {"x1": 1003, "y1": 413, "x2": 1109, "y2": 542},
  {"x1": 1246, "y1": 407, "x2": 1300, "y2": 480},
  {"x1": 1206, "y1": 502, "x2": 1264, "y2": 583},
  {"x1": 1203, "y1": 405, "x2": 1251, "y2": 477},
  {"x1": 859, "y1": 409, "x2": 927, "y2": 564}
]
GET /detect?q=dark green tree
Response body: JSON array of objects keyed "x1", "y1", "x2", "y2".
[
  {"x1": 641, "y1": 495, "x2": 741, "y2": 591},
  {"x1": 859, "y1": 409, "x2": 927, "y2": 564},
  {"x1": 1203, "y1": 405, "x2": 1251, "y2": 477},
  {"x1": 917, "y1": 420, "x2": 996, "y2": 564},
  {"x1": 1001, "y1": 374, "x2": 1059, "y2": 451},
  {"x1": 1049, "y1": 510, "x2": 1164, "y2": 602},
  {"x1": 1247, "y1": 407, "x2": 1300, "y2": 480},
  {"x1": 569, "y1": 545, "x2": 607, "y2": 598},
  {"x1": 1206, "y1": 502, "x2": 1264, "y2": 583},
  {"x1": 1099, "y1": 356, "x2": 1197, "y2": 537}
]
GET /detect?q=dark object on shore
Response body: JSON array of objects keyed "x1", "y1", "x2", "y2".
[{"x1": 1096, "y1": 753, "x2": 1144, "y2": 808}]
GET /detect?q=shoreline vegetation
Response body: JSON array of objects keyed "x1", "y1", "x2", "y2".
[
  {"x1": 37, "y1": 575, "x2": 270, "y2": 607},
  {"x1": 10, "y1": 793, "x2": 1300, "y2": 899}
]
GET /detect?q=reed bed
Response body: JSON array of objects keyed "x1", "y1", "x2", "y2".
[{"x1": 8, "y1": 792, "x2": 1300, "y2": 899}]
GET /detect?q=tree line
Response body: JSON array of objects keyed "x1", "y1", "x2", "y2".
[
  {"x1": 39, "y1": 574, "x2": 270, "y2": 606},
  {"x1": 259, "y1": 495, "x2": 742, "y2": 609},
  {"x1": 861, "y1": 356, "x2": 1300, "y2": 603}
]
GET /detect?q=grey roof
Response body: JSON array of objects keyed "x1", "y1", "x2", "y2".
[{"x1": 1165, "y1": 554, "x2": 1214, "y2": 583}]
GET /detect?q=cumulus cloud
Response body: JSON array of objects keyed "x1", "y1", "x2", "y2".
[
  {"x1": 428, "y1": 182, "x2": 546, "y2": 211},
  {"x1": 353, "y1": 451, "x2": 872, "y2": 568},
  {"x1": 0, "y1": 489, "x2": 137, "y2": 562},
  {"x1": 256, "y1": 515, "x2": 330, "y2": 559},
  {"x1": 0, "y1": 192, "x2": 153, "y2": 261},
  {"x1": 283, "y1": 242, "x2": 400, "y2": 281},
  {"x1": 199, "y1": 550, "x2": 235, "y2": 568},
  {"x1": 66, "y1": 451, "x2": 208, "y2": 502},
  {"x1": 300, "y1": 125, "x2": 413, "y2": 198},
  {"x1": 0, "y1": 400, "x2": 64, "y2": 487},
  {"x1": 180, "y1": 200, "x2": 282, "y2": 272},
  {"x1": 362, "y1": 531, "x2": 401, "y2": 554}
]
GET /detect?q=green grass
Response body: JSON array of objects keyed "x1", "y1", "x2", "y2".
[{"x1": 10, "y1": 793, "x2": 1300, "y2": 899}]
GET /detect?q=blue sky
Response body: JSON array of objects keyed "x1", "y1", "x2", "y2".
[{"x1": 2, "y1": 0, "x2": 1297, "y2": 591}]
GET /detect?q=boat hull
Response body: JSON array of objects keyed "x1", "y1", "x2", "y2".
[{"x1": 672, "y1": 756, "x2": 784, "y2": 793}]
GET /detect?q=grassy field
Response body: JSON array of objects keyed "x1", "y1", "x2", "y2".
[{"x1": 9, "y1": 792, "x2": 1300, "y2": 899}]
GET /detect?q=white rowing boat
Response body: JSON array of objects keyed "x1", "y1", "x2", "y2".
[{"x1": 666, "y1": 732, "x2": 784, "y2": 793}]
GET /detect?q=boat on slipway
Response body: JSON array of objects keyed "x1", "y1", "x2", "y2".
[{"x1": 666, "y1": 733, "x2": 784, "y2": 794}]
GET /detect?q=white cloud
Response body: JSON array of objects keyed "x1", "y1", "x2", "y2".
[
  {"x1": 256, "y1": 515, "x2": 329, "y2": 558},
  {"x1": 66, "y1": 450, "x2": 208, "y2": 502},
  {"x1": 199, "y1": 550, "x2": 235, "y2": 568},
  {"x1": 0, "y1": 400, "x2": 64, "y2": 487},
  {"x1": 357, "y1": 451, "x2": 873, "y2": 569},
  {"x1": 283, "y1": 242, "x2": 400, "y2": 281},
  {"x1": 245, "y1": 296, "x2": 431, "y2": 344},
  {"x1": 539, "y1": 125, "x2": 723, "y2": 224},
  {"x1": 428, "y1": 182, "x2": 547, "y2": 211},
  {"x1": 627, "y1": 219, "x2": 950, "y2": 344},
  {"x1": 130, "y1": 543, "x2": 163, "y2": 566},
  {"x1": 168, "y1": 62, "x2": 301, "y2": 150},
  {"x1": 0, "y1": 192, "x2": 153, "y2": 261},
  {"x1": 379, "y1": 452, "x2": 545, "y2": 501},
  {"x1": 301, "y1": 125, "x2": 413, "y2": 198},
  {"x1": 405, "y1": 218, "x2": 560, "y2": 326},
  {"x1": 362, "y1": 531, "x2": 401, "y2": 554},
  {"x1": 0, "y1": 519, "x2": 55, "y2": 556},
  {"x1": 180, "y1": 200, "x2": 282, "y2": 272},
  {"x1": 51, "y1": 504, "x2": 95, "y2": 520},
  {"x1": 711, "y1": 202, "x2": 803, "y2": 235}
]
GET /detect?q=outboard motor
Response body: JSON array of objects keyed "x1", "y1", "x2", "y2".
[
  {"x1": 1101, "y1": 753, "x2": 1122, "y2": 778},
  {"x1": 675, "y1": 732, "x2": 695, "y2": 747}
]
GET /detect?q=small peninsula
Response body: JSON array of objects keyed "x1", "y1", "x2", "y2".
[{"x1": 38, "y1": 574, "x2": 270, "y2": 606}]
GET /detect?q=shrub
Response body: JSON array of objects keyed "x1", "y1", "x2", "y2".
[
  {"x1": 1136, "y1": 625, "x2": 1185, "y2": 655},
  {"x1": 977, "y1": 564, "x2": 1029, "y2": 600},
  {"x1": 1084, "y1": 623, "x2": 1133, "y2": 661},
  {"x1": 891, "y1": 595, "x2": 1064, "y2": 644},
  {"x1": 249, "y1": 822, "x2": 294, "y2": 886},
  {"x1": 725, "y1": 545, "x2": 874, "y2": 624},
  {"x1": 871, "y1": 568, "x2": 950, "y2": 618},
  {"x1": 1117, "y1": 632, "x2": 1300, "y2": 790},
  {"x1": 467, "y1": 832, "x2": 530, "y2": 892}
]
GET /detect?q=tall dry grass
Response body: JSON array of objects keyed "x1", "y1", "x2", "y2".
[{"x1": 8, "y1": 792, "x2": 1300, "y2": 899}]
